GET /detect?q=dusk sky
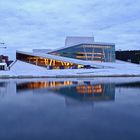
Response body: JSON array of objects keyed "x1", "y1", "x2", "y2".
[{"x1": 0, "y1": 0, "x2": 140, "y2": 59}]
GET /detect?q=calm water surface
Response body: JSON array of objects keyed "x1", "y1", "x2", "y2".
[{"x1": 0, "y1": 78, "x2": 140, "y2": 140}]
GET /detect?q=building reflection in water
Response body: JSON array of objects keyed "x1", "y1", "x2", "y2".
[
  {"x1": 17, "y1": 81, "x2": 73, "y2": 91},
  {"x1": 1, "y1": 80, "x2": 140, "y2": 106},
  {"x1": 0, "y1": 82, "x2": 7, "y2": 97},
  {"x1": 17, "y1": 81, "x2": 115, "y2": 105}
]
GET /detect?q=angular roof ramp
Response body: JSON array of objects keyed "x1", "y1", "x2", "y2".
[{"x1": 16, "y1": 51, "x2": 112, "y2": 69}]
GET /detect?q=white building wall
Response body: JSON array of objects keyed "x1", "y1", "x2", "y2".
[{"x1": 65, "y1": 36, "x2": 94, "y2": 47}]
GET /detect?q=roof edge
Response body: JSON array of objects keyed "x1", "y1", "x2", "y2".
[{"x1": 49, "y1": 42, "x2": 115, "y2": 53}]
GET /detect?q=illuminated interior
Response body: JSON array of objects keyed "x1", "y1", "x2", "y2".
[
  {"x1": 16, "y1": 81, "x2": 115, "y2": 101},
  {"x1": 49, "y1": 44, "x2": 115, "y2": 62},
  {"x1": 17, "y1": 81, "x2": 103, "y2": 94},
  {"x1": 18, "y1": 81, "x2": 73, "y2": 90},
  {"x1": 16, "y1": 52, "x2": 83, "y2": 69},
  {"x1": 76, "y1": 84, "x2": 103, "y2": 94}
]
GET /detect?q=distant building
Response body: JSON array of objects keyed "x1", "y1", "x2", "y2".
[
  {"x1": 116, "y1": 50, "x2": 140, "y2": 64},
  {"x1": 0, "y1": 55, "x2": 14, "y2": 70},
  {"x1": 0, "y1": 55, "x2": 8, "y2": 63},
  {"x1": 0, "y1": 63, "x2": 7, "y2": 70},
  {"x1": 0, "y1": 55, "x2": 8, "y2": 70}
]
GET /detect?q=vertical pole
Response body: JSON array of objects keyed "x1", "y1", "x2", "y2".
[{"x1": 83, "y1": 45, "x2": 88, "y2": 60}]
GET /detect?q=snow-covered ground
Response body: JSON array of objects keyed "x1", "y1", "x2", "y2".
[{"x1": 0, "y1": 60, "x2": 140, "y2": 78}]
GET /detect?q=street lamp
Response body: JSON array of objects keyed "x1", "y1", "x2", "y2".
[
  {"x1": 0, "y1": 42, "x2": 6, "y2": 62},
  {"x1": 0, "y1": 42, "x2": 8, "y2": 70},
  {"x1": 0, "y1": 42, "x2": 6, "y2": 49},
  {"x1": 0, "y1": 46, "x2": 6, "y2": 49}
]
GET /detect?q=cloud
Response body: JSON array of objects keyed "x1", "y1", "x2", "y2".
[{"x1": 0, "y1": 0, "x2": 140, "y2": 58}]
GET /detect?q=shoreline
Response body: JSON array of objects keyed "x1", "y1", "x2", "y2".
[
  {"x1": 0, "y1": 60, "x2": 140, "y2": 79},
  {"x1": 0, "y1": 74, "x2": 140, "y2": 79}
]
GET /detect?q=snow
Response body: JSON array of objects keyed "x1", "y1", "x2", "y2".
[{"x1": 0, "y1": 60, "x2": 140, "y2": 78}]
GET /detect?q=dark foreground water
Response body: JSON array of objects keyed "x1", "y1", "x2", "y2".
[{"x1": 0, "y1": 78, "x2": 140, "y2": 140}]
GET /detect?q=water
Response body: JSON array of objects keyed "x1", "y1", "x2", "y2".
[{"x1": 0, "y1": 78, "x2": 140, "y2": 140}]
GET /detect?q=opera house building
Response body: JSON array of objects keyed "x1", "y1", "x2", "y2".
[{"x1": 16, "y1": 36, "x2": 115, "y2": 69}]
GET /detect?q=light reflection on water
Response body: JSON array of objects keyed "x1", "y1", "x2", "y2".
[
  {"x1": 16, "y1": 81, "x2": 115, "y2": 105},
  {"x1": 0, "y1": 78, "x2": 140, "y2": 140}
]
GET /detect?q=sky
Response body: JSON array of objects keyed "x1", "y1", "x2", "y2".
[{"x1": 0, "y1": 0, "x2": 140, "y2": 59}]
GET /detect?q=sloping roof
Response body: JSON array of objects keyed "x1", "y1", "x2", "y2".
[{"x1": 16, "y1": 51, "x2": 112, "y2": 69}]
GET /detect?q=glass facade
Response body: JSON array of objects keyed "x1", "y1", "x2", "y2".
[{"x1": 49, "y1": 43, "x2": 115, "y2": 62}]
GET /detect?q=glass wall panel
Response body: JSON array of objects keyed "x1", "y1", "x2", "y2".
[{"x1": 49, "y1": 44, "x2": 115, "y2": 62}]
